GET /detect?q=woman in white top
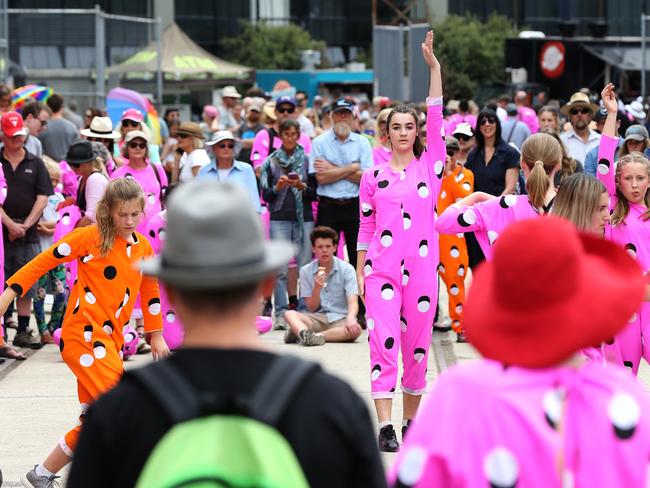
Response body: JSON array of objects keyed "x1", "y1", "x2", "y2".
[{"x1": 170, "y1": 121, "x2": 210, "y2": 183}]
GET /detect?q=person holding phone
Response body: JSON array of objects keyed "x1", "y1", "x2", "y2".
[{"x1": 260, "y1": 119, "x2": 317, "y2": 327}]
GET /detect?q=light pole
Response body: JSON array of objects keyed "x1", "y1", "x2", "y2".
[{"x1": 642, "y1": 13, "x2": 650, "y2": 102}]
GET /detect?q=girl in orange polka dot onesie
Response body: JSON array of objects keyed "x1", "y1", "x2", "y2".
[
  {"x1": 437, "y1": 136, "x2": 474, "y2": 342},
  {"x1": 0, "y1": 178, "x2": 169, "y2": 487}
]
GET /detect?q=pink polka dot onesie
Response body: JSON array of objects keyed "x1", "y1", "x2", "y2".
[
  {"x1": 597, "y1": 134, "x2": 650, "y2": 375},
  {"x1": 358, "y1": 97, "x2": 445, "y2": 398},
  {"x1": 435, "y1": 194, "x2": 542, "y2": 261},
  {"x1": 389, "y1": 359, "x2": 650, "y2": 487}
]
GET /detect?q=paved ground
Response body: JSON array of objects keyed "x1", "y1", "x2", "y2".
[{"x1": 2, "y1": 327, "x2": 650, "y2": 486}]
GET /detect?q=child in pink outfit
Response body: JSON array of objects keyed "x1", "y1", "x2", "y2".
[
  {"x1": 435, "y1": 132, "x2": 563, "y2": 259},
  {"x1": 357, "y1": 31, "x2": 444, "y2": 453},
  {"x1": 390, "y1": 217, "x2": 650, "y2": 488},
  {"x1": 597, "y1": 83, "x2": 650, "y2": 375}
]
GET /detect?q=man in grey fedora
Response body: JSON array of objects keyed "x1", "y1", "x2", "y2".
[{"x1": 68, "y1": 181, "x2": 386, "y2": 488}]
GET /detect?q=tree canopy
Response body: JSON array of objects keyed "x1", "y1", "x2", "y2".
[
  {"x1": 222, "y1": 21, "x2": 326, "y2": 70},
  {"x1": 434, "y1": 14, "x2": 518, "y2": 99}
]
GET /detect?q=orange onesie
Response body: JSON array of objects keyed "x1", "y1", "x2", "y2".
[
  {"x1": 437, "y1": 164, "x2": 474, "y2": 333},
  {"x1": 6, "y1": 225, "x2": 162, "y2": 455}
]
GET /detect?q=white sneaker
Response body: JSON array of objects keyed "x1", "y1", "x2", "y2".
[{"x1": 22, "y1": 466, "x2": 61, "y2": 487}]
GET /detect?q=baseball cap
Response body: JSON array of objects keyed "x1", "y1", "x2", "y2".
[
  {"x1": 121, "y1": 108, "x2": 144, "y2": 123},
  {"x1": 624, "y1": 124, "x2": 649, "y2": 142},
  {"x1": 594, "y1": 107, "x2": 608, "y2": 123},
  {"x1": 275, "y1": 96, "x2": 297, "y2": 109},
  {"x1": 331, "y1": 98, "x2": 355, "y2": 113},
  {"x1": 203, "y1": 105, "x2": 218, "y2": 118},
  {"x1": 247, "y1": 104, "x2": 262, "y2": 113},
  {"x1": 453, "y1": 122, "x2": 473, "y2": 138},
  {"x1": 506, "y1": 103, "x2": 518, "y2": 116},
  {"x1": 206, "y1": 130, "x2": 235, "y2": 146},
  {"x1": 124, "y1": 130, "x2": 150, "y2": 144},
  {"x1": 1, "y1": 111, "x2": 27, "y2": 137}
]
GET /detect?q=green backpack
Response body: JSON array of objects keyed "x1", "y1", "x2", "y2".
[{"x1": 128, "y1": 355, "x2": 319, "y2": 488}]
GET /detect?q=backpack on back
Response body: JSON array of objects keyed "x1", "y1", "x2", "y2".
[{"x1": 128, "y1": 355, "x2": 319, "y2": 488}]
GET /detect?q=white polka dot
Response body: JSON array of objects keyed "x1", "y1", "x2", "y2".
[
  {"x1": 543, "y1": 388, "x2": 565, "y2": 428},
  {"x1": 94, "y1": 345, "x2": 106, "y2": 359},
  {"x1": 402, "y1": 273, "x2": 409, "y2": 286},
  {"x1": 371, "y1": 369, "x2": 381, "y2": 381},
  {"x1": 124, "y1": 332, "x2": 137, "y2": 343},
  {"x1": 61, "y1": 215, "x2": 71, "y2": 226},
  {"x1": 364, "y1": 264, "x2": 372, "y2": 276},
  {"x1": 455, "y1": 172, "x2": 464, "y2": 183},
  {"x1": 148, "y1": 302, "x2": 161, "y2": 316},
  {"x1": 126, "y1": 246, "x2": 132, "y2": 258},
  {"x1": 450, "y1": 286, "x2": 459, "y2": 296},
  {"x1": 462, "y1": 209, "x2": 477, "y2": 225},
  {"x1": 455, "y1": 304, "x2": 463, "y2": 313},
  {"x1": 159, "y1": 229, "x2": 166, "y2": 241},
  {"x1": 82, "y1": 254, "x2": 94, "y2": 263},
  {"x1": 434, "y1": 160, "x2": 444, "y2": 175},
  {"x1": 403, "y1": 216, "x2": 411, "y2": 230},
  {"x1": 456, "y1": 233, "x2": 464, "y2": 239},
  {"x1": 504, "y1": 194, "x2": 518, "y2": 207},
  {"x1": 148, "y1": 194, "x2": 156, "y2": 205},
  {"x1": 367, "y1": 318, "x2": 375, "y2": 330},
  {"x1": 79, "y1": 353, "x2": 94, "y2": 367},
  {"x1": 598, "y1": 163, "x2": 610, "y2": 175},
  {"x1": 400, "y1": 318, "x2": 407, "y2": 332},
  {"x1": 166, "y1": 311, "x2": 176, "y2": 323},
  {"x1": 381, "y1": 235, "x2": 393, "y2": 247},
  {"x1": 400, "y1": 170, "x2": 406, "y2": 180},
  {"x1": 361, "y1": 202, "x2": 372, "y2": 214},
  {"x1": 417, "y1": 300, "x2": 430, "y2": 313},
  {"x1": 440, "y1": 190, "x2": 447, "y2": 200},
  {"x1": 418, "y1": 185, "x2": 429, "y2": 198},
  {"x1": 103, "y1": 325, "x2": 113, "y2": 335},
  {"x1": 462, "y1": 182, "x2": 471, "y2": 192},
  {"x1": 629, "y1": 313, "x2": 638, "y2": 323},
  {"x1": 608, "y1": 392, "x2": 641, "y2": 431},
  {"x1": 438, "y1": 264, "x2": 446, "y2": 274},
  {"x1": 115, "y1": 307, "x2": 123, "y2": 319},
  {"x1": 123, "y1": 292, "x2": 130, "y2": 306},
  {"x1": 397, "y1": 446, "x2": 428, "y2": 486},
  {"x1": 85, "y1": 291, "x2": 96, "y2": 304},
  {"x1": 381, "y1": 287, "x2": 395, "y2": 300},
  {"x1": 483, "y1": 447, "x2": 519, "y2": 487},
  {"x1": 419, "y1": 244, "x2": 428, "y2": 258},
  {"x1": 450, "y1": 248, "x2": 460, "y2": 258},
  {"x1": 457, "y1": 267, "x2": 465, "y2": 277},
  {"x1": 488, "y1": 230, "x2": 499, "y2": 245},
  {"x1": 414, "y1": 351, "x2": 426, "y2": 363},
  {"x1": 57, "y1": 243, "x2": 72, "y2": 257}
]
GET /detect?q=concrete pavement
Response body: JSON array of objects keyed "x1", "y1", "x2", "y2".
[{"x1": 2, "y1": 329, "x2": 650, "y2": 486}]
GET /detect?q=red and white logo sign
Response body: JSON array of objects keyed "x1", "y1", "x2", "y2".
[{"x1": 540, "y1": 41, "x2": 566, "y2": 79}]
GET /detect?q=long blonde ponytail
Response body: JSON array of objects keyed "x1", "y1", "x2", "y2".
[
  {"x1": 95, "y1": 178, "x2": 145, "y2": 256},
  {"x1": 521, "y1": 133, "x2": 562, "y2": 209}
]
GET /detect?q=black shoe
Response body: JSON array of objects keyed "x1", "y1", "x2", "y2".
[
  {"x1": 378, "y1": 424, "x2": 400, "y2": 452},
  {"x1": 13, "y1": 331, "x2": 43, "y2": 349},
  {"x1": 401, "y1": 420, "x2": 413, "y2": 440},
  {"x1": 456, "y1": 332, "x2": 468, "y2": 343},
  {"x1": 261, "y1": 300, "x2": 273, "y2": 317}
]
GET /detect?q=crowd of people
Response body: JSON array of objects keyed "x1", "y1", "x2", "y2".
[{"x1": 2, "y1": 29, "x2": 650, "y2": 487}]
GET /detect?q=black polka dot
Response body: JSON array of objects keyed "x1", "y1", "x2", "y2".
[
  {"x1": 9, "y1": 283, "x2": 23, "y2": 295},
  {"x1": 390, "y1": 387, "x2": 395, "y2": 392},
  {"x1": 59, "y1": 338, "x2": 64, "y2": 352},
  {"x1": 605, "y1": 337, "x2": 615, "y2": 345},
  {"x1": 103, "y1": 266, "x2": 117, "y2": 280},
  {"x1": 378, "y1": 179, "x2": 389, "y2": 189},
  {"x1": 149, "y1": 230, "x2": 156, "y2": 238},
  {"x1": 385, "y1": 337, "x2": 395, "y2": 349},
  {"x1": 624, "y1": 361, "x2": 634, "y2": 369},
  {"x1": 373, "y1": 169, "x2": 380, "y2": 177}
]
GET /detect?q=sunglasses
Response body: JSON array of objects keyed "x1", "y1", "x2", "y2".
[
  {"x1": 480, "y1": 117, "x2": 497, "y2": 126},
  {"x1": 216, "y1": 143, "x2": 234, "y2": 149},
  {"x1": 277, "y1": 106, "x2": 295, "y2": 114},
  {"x1": 455, "y1": 134, "x2": 471, "y2": 142},
  {"x1": 177, "y1": 134, "x2": 189, "y2": 139},
  {"x1": 128, "y1": 142, "x2": 147, "y2": 149},
  {"x1": 570, "y1": 108, "x2": 592, "y2": 116},
  {"x1": 122, "y1": 119, "x2": 140, "y2": 128}
]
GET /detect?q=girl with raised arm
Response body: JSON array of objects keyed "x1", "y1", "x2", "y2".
[
  {"x1": 356, "y1": 31, "x2": 445, "y2": 452},
  {"x1": 596, "y1": 83, "x2": 650, "y2": 375}
]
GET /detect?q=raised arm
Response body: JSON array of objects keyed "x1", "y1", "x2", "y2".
[
  {"x1": 422, "y1": 31, "x2": 445, "y2": 197},
  {"x1": 597, "y1": 83, "x2": 619, "y2": 197}
]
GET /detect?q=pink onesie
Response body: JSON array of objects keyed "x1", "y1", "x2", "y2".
[
  {"x1": 0, "y1": 165, "x2": 5, "y2": 334},
  {"x1": 389, "y1": 359, "x2": 650, "y2": 487},
  {"x1": 144, "y1": 211, "x2": 184, "y2": 350},
  {"x1": 358, "y1": 98, "x2": 444, "y2": 398},
  {"x1": 597, "y1": 135, "x2": 650, "y2": 374},
  {"x1": 372, "y1": 145, "x2": 392, "y2": 165},
  {"x1": 251, "y1": 129, "x2": 312, "y2": 169},
  {"x1": 111, "y1": 160, "x2": 168, "y2": 234},
  {"x1": 435, "y1": 194, "x2": 540, "y2": 261}
]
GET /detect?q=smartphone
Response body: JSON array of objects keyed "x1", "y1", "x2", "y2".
[{"x1": 287, "y1": 172, "x2": 299, "y2": 180}]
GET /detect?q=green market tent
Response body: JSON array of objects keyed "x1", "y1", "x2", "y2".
[{"x1": 107, "y1": 22, "x2": 253, "y2": 82}]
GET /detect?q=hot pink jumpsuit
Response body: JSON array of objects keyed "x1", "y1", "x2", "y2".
[
  {"x1": 358, "y1": 97, "x2": 445, "y2": 398},
  {"x1": 597, "y1": 134, "x2": 650, "y2": 374}
]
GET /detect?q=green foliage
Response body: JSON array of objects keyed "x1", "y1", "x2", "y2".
[
  {"x1": 222, "y1": 21, "x2": 326, "y2": 70},
  {"x1": 434, "y1": 13, "x2": 518, "y2": 99}
]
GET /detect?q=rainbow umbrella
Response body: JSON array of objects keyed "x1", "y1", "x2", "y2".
[
  {"x1": 12, "y1": 84, "x2": 53, "y2": 112},
  {"x1": 106, "y1": 87, "x2": 162, "y2": 145}
]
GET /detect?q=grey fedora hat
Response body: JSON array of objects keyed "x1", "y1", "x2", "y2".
[{"x1": 140, "y1": 180, "x2": 294, "y2": 288}]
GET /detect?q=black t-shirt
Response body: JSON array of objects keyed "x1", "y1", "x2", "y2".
[
  {"x1": 68, "y1": 349, "x2": 387, "y2": 488},
  {"x1": 1, "y1": 148, "x2": 53, "y2": 243},
  {"x1": 465, "y1": 140, "x2": 520, "y2": 196},
  {"x1": 237, "y1": 122, "x2": 265, "y2": 164}
]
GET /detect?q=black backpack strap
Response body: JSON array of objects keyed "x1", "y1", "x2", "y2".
[
  {"x1": 128, "y1": 361, "x2": 201, "y2": 424},
  {"x1": 248, "y1": 355, "x2": 320, "y2": 427},
  {"x1": 149, "y1": 161, "x2": 165, "y2": 208}
]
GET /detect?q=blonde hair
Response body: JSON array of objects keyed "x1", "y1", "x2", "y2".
[
  {"x1": 95, "y1": 178, "x2": 145, "y2": 256},
  {"x1": 552, "y1": 173, "x2": 606, "y2": 231},
  {"x1": 520, "y1": 132, "x2": 562, "y2": 209},
  {"x1": 540, "y1": 128, "x2": 576, "y2": 182},
  {"x1": 42, "y1": 155, "x2": 61, "y2": 179},
  {"x1": 611, "y1": 152, "x2": 650, "y2": 226}
]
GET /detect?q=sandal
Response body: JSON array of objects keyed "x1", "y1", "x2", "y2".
[{"x1": 0, "y1": 346, "x2": 27, "y2": 360}]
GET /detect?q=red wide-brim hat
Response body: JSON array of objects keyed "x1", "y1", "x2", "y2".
[{"x1": 464, "y1": 217, "x2": 645, "y2": 368}]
